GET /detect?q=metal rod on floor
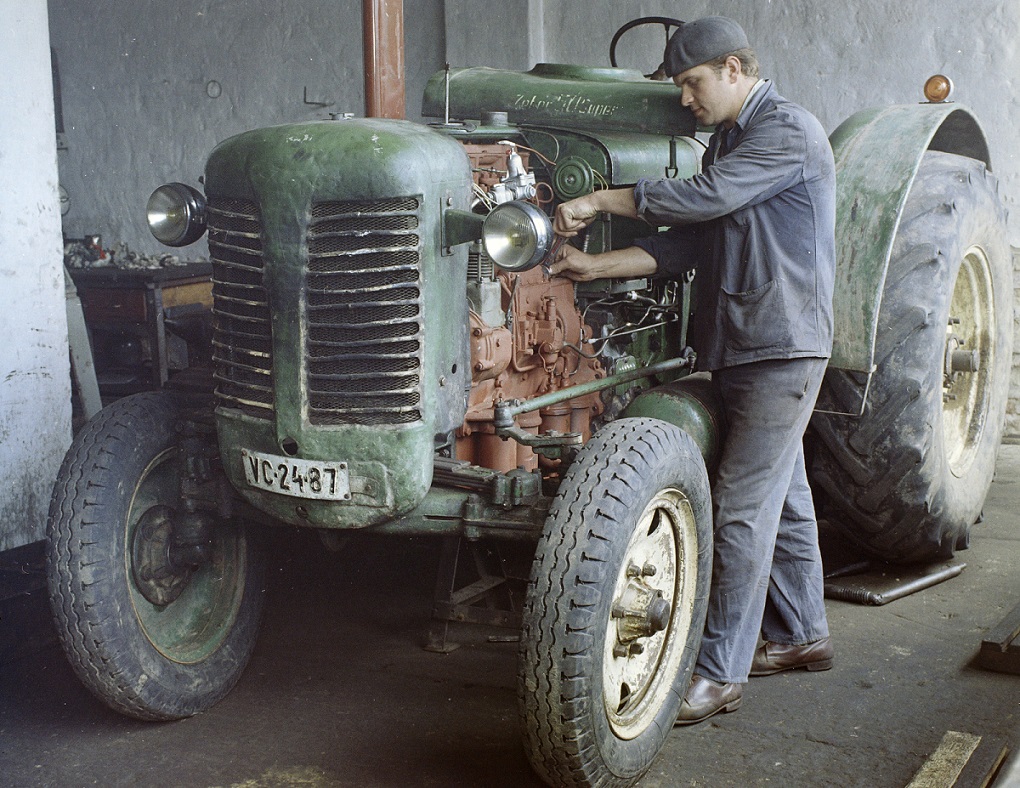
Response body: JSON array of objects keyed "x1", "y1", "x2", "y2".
[{"x1": 824, "y1": 563, "x2": 966, "y2": 606}]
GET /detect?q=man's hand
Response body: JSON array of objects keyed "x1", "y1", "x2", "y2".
[
  {"x1": 548, "y1": 244, "x2": 658, "y2": 282},
  {"x1": 549, "y1": 245, "x2": 599, "y2": 281},
  {"x1": 554, "y1": 188, "x2": 642, "y2": 238},
  {"x1": 554, "y1": 195, "x2": 600, "y2": 238}
]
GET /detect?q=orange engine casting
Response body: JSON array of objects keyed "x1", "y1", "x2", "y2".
[{"x1": 457, "y1": 266, "x2": 605, "y2": 473}]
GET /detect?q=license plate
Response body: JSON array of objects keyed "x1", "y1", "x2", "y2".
[{"x1": 241, "y1": 450, "x2": 351, "y2": 501}]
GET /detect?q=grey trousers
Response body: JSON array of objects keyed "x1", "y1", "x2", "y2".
[{"x1": 696, "y1": 357, "x2": 830, "y2": 685}]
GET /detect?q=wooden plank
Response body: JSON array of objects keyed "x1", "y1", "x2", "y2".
[
  {"x1": 907, "y1": 731, "x2": 981, "y2": 788},
  {"x1": 162, "y1": 281, "x2": 212, "y2": 309},
  {"x1": 982, "y1": 601, "x2": 1020, "y2": 649},
  {"x1": 978, "y1": 600, "x2": 1020, "y2": 674}
]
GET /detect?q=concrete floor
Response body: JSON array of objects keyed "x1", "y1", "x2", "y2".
[{"x1": 1, "y1": 448, "x2": 1019, "y2": 787}]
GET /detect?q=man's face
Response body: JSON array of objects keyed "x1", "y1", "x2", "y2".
[{"x1": 674, "y1": 60, "x2": 742, "y2": 128}]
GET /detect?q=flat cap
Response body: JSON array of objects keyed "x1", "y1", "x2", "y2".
[{"x1": 663, "y1": 16, "x2": 749, "y2": 76}]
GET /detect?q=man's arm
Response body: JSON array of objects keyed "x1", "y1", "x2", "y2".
[
  {"x1": 549, "y1": 244, "x2": 656, "y2": 282},
  {"x1": 636, "y1": 114, "x2": 811, "y2": 225}
]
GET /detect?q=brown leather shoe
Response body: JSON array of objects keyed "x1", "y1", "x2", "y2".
[
  {"x1": 674, "y1": 674, "x2": 743, "y2": 725},
  {"x1": 750, "y1": 637, "x2": 834, "y2": 676}
]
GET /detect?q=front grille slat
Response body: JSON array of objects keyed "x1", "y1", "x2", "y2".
[
  {"x1": 308, "y1": 293, "x2": 421, "y2": 310},
  {"x1": 309, "y1": 236, "x2": 419, "y2": 256},
  {"x1": 208, "y1": 197, "x2": 274, "y2": 419},
  {"x1": 308, "y1": 250, "x2": 418, "y2": 274},
  {"x1": 305, "y1": 196, "x2": 424, "y2": 426},
  {"x1": 309, "y1": 342, "x2": 422, "y2": 362},
  {"x1": 312, "y1": 197, "x2": 419, "y2": 216},
  {"x1": 310, "y1": 336, "x2": 420, "y2": 352},
  {"x1": 207, "y1": 192, "x2": 425, "y2": 427},
  {"x1": 209, "y1": 234, "x2": 264, "y2": 255}
]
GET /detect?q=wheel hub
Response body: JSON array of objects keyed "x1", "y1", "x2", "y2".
[
  {"x1": 944, "y1": 327, "x2": 979, "y2": 389},
  {"x1": 611, "y1": 564, "x2": 671, "y2": 656},
  {"x1": 132, "y1": 505, "x2": 197, "y2": 607}
]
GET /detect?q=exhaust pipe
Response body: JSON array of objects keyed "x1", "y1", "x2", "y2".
[{"x1": 363, "y1": 0, "x2": 405, "y2": 118}]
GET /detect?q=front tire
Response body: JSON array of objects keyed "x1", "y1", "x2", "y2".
[
  {"x1": 812, "y1": 151, "x2": 1011, "y2": 561},
  {"x1": 47, "y1": 391, "x2": 265, "y2": 721},
  {"x1": 519, "y1": 418, "x2": 712, "y2": 787}
]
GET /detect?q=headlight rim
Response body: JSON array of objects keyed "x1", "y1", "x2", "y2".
[
  {"x1": 481, "y1": 200, "x2": 553, "y2": 273},
  {"x1": 146, "y1": 182, "x2": 208, "y2": 247}
]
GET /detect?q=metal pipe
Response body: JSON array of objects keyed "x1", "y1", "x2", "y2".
[
  {"x1": 494, "y1": 354, "x2": 694, "y2": 426},
  {"x1": 824, "y1": 562, "x2": 965, "y2": 605},
  {"x1": 363, "y1": 0, "x2": 405, "y2": 119}
]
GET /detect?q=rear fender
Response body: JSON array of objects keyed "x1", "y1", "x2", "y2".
[{"x1": 829, "y1": 103, "x2": 991, "y2": 374}]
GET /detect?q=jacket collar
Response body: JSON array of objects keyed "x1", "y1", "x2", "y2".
[{"x1": 720, "y1": 78, "x2": 772, "y2": 136}]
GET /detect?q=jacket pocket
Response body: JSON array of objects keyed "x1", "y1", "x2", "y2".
[{"x1": 721, "y1": 279, "x2": 793, "y2": 353}]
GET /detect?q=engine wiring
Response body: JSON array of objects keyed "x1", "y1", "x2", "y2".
[
  {"x1": 513, "y1": 135, "x2": 560, "y2": 168},
  {"x1": 565, "y1": 293, "x2": 682, "y2": 361},
  {"x1": 472, "y1": 182, "x2": 497, "y2": 210}
]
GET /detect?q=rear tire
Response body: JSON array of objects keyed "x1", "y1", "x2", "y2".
[
  {"x1": 519, "y1": 418, "x2": 712, "y2": 787},
  {"x1": 47, "y1": 391, "x2": 264, "y2": 720},
  {"x1": 811, "y1": 151, "x2": 1011, "y2": 562}
]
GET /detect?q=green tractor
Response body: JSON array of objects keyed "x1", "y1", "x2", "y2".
[{"x1": 46, "y1": 18, "x2": 1011, "y2": 788}]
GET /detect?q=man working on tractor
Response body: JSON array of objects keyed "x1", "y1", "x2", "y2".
[{"x1": 550, "y1": 15, "x2": 836, "y2": 724}]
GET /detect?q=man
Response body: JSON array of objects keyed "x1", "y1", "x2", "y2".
[{"x1": 551, "y1": 16, "x2": 836, "y2": 724}]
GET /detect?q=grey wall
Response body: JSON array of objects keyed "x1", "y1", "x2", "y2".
[
  {"x1": 51, "y1": 1, "x2": 1020, "y2": 250},
  {"x1": 0, "y1": 0, "x2": 72, "y2": 550},
  {"x1": 543, "y1": 1, "x2": 1020, "y2": 246},
  {"x1": 52, "y1": 0, "x2": 447, "y2": 259}
]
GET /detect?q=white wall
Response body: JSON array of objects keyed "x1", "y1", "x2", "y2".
[{"x1": 0, "y1": 0, "x2": 72, "y2": 550}]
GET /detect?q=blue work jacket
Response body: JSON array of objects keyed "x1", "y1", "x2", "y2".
[{"x1": 633, "y1": 80, "x2": 836, "y2": 372}]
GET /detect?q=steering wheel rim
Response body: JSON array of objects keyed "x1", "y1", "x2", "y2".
[{"x1": 609, "y1": 16, "x2": 684, "y2": 71}]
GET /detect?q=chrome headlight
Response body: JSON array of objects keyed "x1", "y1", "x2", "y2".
[
  {"x1": 482, "y1": 201, "x2": 552, "y2": 272},
  {"x1": 146, "y1": 183, "x2": 207, "y2": 247}
]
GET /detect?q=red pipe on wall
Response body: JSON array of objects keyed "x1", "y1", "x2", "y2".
[{"x1": 363, "y1": 0, "x2": 405, "y2": 119}]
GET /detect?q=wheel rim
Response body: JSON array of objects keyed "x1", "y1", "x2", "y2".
[
  {"x1": 602, "y1": 487, "x2": 698, "y2": 739},
  {"x1": 943, "y1": 244, "x2": 995, "y2": 477},
  {"x1": 126, "y1": 448, "x2": 247, "y2": 664}
]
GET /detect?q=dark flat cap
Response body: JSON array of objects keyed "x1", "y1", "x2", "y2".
[{"x1": 664, "y1": 16, "x2": 749, "y2": 76}]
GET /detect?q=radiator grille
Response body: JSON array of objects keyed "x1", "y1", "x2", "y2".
[
  {"x1": 305, "y1": 197, "x2": 424, "y2": 425},
  {"x1": 207, "y1": 198, "x2": 274, "y2": 418}
]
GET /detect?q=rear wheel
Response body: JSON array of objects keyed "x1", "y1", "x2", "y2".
[
  {"x1": 811, "y1": 151, "x2": 1011, "y2": 561},
  {"x1": 519, "y1": 418, "x2": 712, "y2": 787},
  {"x1": 47, "y1": 391, "x2": 264, "y2": 720}
]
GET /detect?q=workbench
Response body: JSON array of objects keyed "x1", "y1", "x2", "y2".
[{"x1": 68, "y1": 263, "x2": 213, "y2": 397}]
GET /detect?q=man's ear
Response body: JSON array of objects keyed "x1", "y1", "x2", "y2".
[{"x1": 725, "y1": 55, "x2": 742, "y2": 82}]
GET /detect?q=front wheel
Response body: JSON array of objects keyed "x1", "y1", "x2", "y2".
[
  {"x1": 47, "y1": 391, "x2": 265, "y2": 720},
  {"x1": 519, "y1": 418, "x2": 712, "y2": 788}
]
